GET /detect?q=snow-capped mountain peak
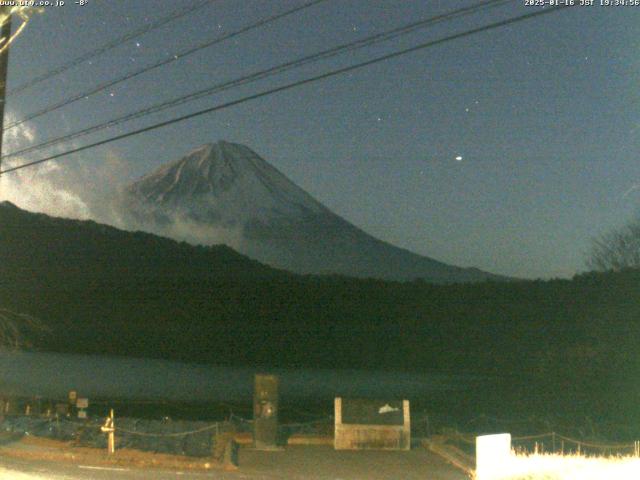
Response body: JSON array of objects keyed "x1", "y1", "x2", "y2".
[
  {"x1": 125, "y1": 140, "x2": 326, "y2": 226},
  {"x1": 122, "y1": 140, "x2": 503, "y2": 283}
]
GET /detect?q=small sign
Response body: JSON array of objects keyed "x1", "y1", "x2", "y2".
[
  {"x1": 77, "y1": 410, "x2": 87, "y2": 419},
  {"x1": 334, "y1": 397, "x2": 410, "y2": 450},
  {"x1": 68, "y1": 391, "x2": 77, "y2": 403},
  {"x1": 76, "y1": 398, "x2": 89, "y2": 409},
  {"x1": 55, "y1": 403, "x2": 69, "y2": 415}
]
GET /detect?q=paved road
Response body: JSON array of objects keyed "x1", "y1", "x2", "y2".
[
  {"x1": 0, "y1": 446, "x2": 467, "y2": 480},
  {"x1": 0, "y1": 456, "x2": 241, "y2": 479}
]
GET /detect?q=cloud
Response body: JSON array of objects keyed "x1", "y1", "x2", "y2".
[
  {"x1": 0, "y1": 112, "x2": 127, "y2": 225},
  {"x1": 114, "y1": 195, "x2": 245, "y2": 249},
  {"x1": 0, "y1": 120, "x2": 244, "y2": 251},
  {"x1": 144, "y1": 214, "x2": 244, "y2": 249}
]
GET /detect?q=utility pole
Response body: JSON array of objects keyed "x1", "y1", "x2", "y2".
[{"x1": 0, "y1": 7, "x2": 11, "y2": 172}]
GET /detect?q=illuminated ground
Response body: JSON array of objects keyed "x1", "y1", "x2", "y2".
[{"x1": 0, "y1": 437, "x2": 466, "y2": 479}]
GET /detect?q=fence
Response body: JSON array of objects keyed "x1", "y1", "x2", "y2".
[
  {"x1": 424, "y1": 429, "x2": 640, "y2": 479},
  {"x1": 0, "y1": 401, "x2": 334, "y2": 458},
  {"x1": 444, "y1": 429, "x2": 640, "y2": 457},
  {"x1": 0, "y1": 414, "x2": 231, "y2": 457}
]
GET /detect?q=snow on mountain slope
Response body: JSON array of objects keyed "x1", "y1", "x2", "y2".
[
  {"x1": 122, "y1": 141, "x2": 502, "y2": 283},
  {"x1": 125, "y1": 142, "x2": 327, "y2": 226}
]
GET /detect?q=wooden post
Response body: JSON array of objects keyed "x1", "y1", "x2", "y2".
[
  {"x1": 101, "y1": 408, "x2": 115, "y2": 455},
  {"x1": 108, "y1": 409, "x2": 115, "y2": 454},
  {"x1": 402, "y1": 399, "x2": 410, "y2": 435}
]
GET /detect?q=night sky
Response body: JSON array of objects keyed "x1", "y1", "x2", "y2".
[{"x1": 0, "y1": 0, "x2": 638, "y2": 279}]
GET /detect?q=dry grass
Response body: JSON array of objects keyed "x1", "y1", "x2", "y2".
[
  {"x1": 0, "y1": 434, "x2": 226, "y2": 472},
  {"x1": 481, "y1": 451, "x2": 640, "y2": 480}
]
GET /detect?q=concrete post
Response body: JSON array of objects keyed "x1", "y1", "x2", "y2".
[{"x1": 476, "y1": 433, "x2": 511, "y2": 480}]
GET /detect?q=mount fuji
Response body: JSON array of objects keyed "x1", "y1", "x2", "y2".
[{"x1": 121, "y1": 141, "x2": 501, "y2": 283}]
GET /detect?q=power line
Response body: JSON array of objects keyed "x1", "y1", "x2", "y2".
[
  {"x1": 4, "y1": 0, "x2": 511, "y2": 159},
  {"x1": 0, "y1": 5, "x2": 571, "y2": 176},
  {"x1": 4, "y1": 0, "x2": 329, "y2": 131},
  {"x1": 3, "y1": 0, "x2": 514, "y2": 161},
  {"x1": 8, "y1": 0, "x2": 217, "y2": 96}
]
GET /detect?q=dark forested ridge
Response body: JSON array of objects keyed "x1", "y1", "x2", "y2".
[{"x1": 2, "y1": 202, "x2": 640, "y2": 425}]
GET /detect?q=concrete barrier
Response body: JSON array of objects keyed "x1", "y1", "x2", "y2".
[{"x1": 476, "y1": 433, "x2": 512, "y2": 480}]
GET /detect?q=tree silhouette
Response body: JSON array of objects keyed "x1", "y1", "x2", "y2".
[
  {"x1": 588, "y1": 215, "x2": 640, "y2": 271},
  {"x1": 0, "y1": 308, "x2": 47, "y2": 349}
]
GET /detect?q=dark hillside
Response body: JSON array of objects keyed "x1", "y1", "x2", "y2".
[
  {"x1": 2, "y1": 202, "x2": 640, "y2": 428},
  {"x1": 0, "y1": 201, "x2": 279, "y2": 282}
]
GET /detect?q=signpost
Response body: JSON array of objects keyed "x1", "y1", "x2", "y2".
[
  {"x1": 253, "y1": 374, "x2": 279, "y2": 450},
  {"x1": 334, "y1": 397, "x2": 411, "y2": 450},
  {"x1": 76, "y1": 397, "x2": 89, "y2": 418}
]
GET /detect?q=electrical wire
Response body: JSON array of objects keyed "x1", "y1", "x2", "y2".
[
  {"x1": 8, "y1": 0, "x2": 218, "y2": 95},
  {"x1": 2, "y1": 0, "x2": 514, "y2": 161},
  {"x1": 4, "y1": 0, "x2": 329, "y2": 131},
  {"x1": 0, "y1": 5, "x2": 572, "y2": 176}
]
